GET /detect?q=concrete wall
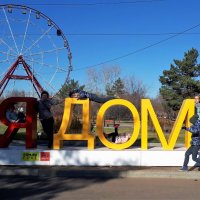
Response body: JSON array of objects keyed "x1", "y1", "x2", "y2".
[{"x1": 0, "y1": 146, "x2": 196, "y2": 166}]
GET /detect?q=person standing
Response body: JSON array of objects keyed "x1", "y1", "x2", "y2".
[
  {"x1": 190, "y1": 95, "x2": 200, "y2": 124},
  {"x1": 180, "y1": 94, "x2": 200, "y2": 171},
  {"x1": 180, "y1": 121, "x2": 200, "y2": 171},
  {"x1": 195, "y1": 95, "x2": 200, "y2": 119},
  {"x1": 37, "y1": 90, "x2": 63, "y2": 149}
]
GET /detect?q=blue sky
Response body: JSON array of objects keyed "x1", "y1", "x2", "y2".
[{"x1": 1, "y1": 0, "x2": 200, "y2": 97}]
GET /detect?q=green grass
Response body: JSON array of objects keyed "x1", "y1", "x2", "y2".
[
  {"x1": 0, "y1": 122, "x2": 41, "y2": 140},
  {"x1": 0, "y1": 124, "x2": 26, "y2": 139},
  {"x1": 0, "y1": 122, "x2": 186, "y2": 145},
  {"x1": 101, "y1": 126, "x2": 186, "y2": 144}
]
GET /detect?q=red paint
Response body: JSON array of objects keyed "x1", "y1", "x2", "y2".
[
  {"x1": 0, "y1": 97, "x2": 38, "y2": 148},
  {"x1": 40, "y1": 152, "x2": 50, "y2": 161}
]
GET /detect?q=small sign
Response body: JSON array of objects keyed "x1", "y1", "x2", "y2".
[
  {"x1": 22, "y1": 152, "x2": 39, "y2": 161},
  {"x1": 40, "y1": 152, "x2": 50, "y2": 161}
]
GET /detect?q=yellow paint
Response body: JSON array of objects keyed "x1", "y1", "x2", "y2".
[
  {"x1": 96, "y1": 99, "x2": 140, "y2": 150},
  {"x1": 141, "y1": 99, "x2": 194, "y2": 150},
  {"x1": 53, "y1": 98, "x2": 194, "y2": 150},
  {"x1": 53, "y1": 98, "x2": 95, "y2": 150}
]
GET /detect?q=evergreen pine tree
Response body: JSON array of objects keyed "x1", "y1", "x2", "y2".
[{"x1": 159, "y1": 48, "x2": 200, "y2": 111}]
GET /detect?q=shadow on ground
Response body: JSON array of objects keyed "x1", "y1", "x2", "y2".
[{"x1": 0, "y1": 176, "x2": 111, "y2": 200}]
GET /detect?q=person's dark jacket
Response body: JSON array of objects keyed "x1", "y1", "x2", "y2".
[
  {"x1": 72, "y1": 89, "x2": 93, "y2": 99},
  {"x1": 184, "y1": 120, "x2": 200, "y2": 146}
]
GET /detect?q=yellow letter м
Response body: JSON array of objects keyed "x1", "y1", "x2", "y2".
[{"x1": 141, "y1": 99, "x2": 195, "y2": 150}]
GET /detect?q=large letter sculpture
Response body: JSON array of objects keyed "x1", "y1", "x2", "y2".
[
  {"x1": 0, "y1": 97, "x2": 194, "y2": 150},
  {"x1": 141, "y1": 99, "x2": 194, "y2": 150},
  {"x1": 96, "y1": 99, "x2": 140, "y2": 150},
  {"x1": 53, "y1": 98, "x2": 95, "y2": 150},
  {"x1": 0, "y1": 97, "x2": 37, "y2": 148}
]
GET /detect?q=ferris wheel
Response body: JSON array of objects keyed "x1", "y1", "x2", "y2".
[{"x1": 0, "y1": 4, "x2": 72, "y2": 98}]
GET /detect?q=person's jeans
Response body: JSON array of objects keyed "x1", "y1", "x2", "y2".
[
  {"x1": 41, "y1": 117, "x2": 54, "y2": 148},
  {"x1": 183, "y1": 145, "x2": 200, "y2": 167}
]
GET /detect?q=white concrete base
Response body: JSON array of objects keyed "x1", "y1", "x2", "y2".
[{"x1": 0, "y1": 145, "x2": 197, "y2": 166}]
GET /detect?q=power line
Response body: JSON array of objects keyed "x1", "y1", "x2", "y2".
[
  {"x1": 73, "y1": 23, "x2": 200, "y2": 71},
  {"x1": 25, "y1": 0, "x2": 166, "y2": 6},
  {"x1": 64, "y1": 32, "x2": 200, "y2": 36},
  {"x1": 62, "y1": 32, "x2": 200, "y2": 36},
  {"x1": 1, "y1": 32, "x2": 200, "y2": 36}
]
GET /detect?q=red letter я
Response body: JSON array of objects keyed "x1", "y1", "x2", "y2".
[{"x1": 0, "y1": 97, "x2": 37, "y2": 148}]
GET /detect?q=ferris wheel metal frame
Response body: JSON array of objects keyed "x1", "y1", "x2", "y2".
[{"x1": 0, "y1": 4, "x2": 72, "y2": 98}]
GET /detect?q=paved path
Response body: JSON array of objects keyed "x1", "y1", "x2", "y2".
[
  {"x1": 0, "y1": 176, "x2": 200, "y2": 200},
  {"x1": 0, "y1": 166, "x2": 200, "y2": 179}
]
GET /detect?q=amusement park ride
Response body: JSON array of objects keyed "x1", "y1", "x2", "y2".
[
  {"x1": 0, "y1": 4, "x2": 72, "y2": 98},
  {"x1": 0, "y1": 5, "x2": 196, "y2": 167}
]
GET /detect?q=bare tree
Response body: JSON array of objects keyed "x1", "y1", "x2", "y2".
[
  {"x1": 124, "y1": 76, "x2": 147, "y2": 111},
  {"x1": 151, "y1": 95, "x2": 166, "y2": 117},
  {"x1": 86, "y1": 68, "x2": 102, "y2": 93},
  {"x1": 101, "y1": 65, "x2": 121, "y2": 93},
  {"x1": 86, "y1": 65, "x2": 121, "y2": 95},
  {"x1": 150, "y1": 95, "x2": 175, "y2": 133},
  {"x1": 5, "y1": 90, "x2": 26, "y2": 98}
]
